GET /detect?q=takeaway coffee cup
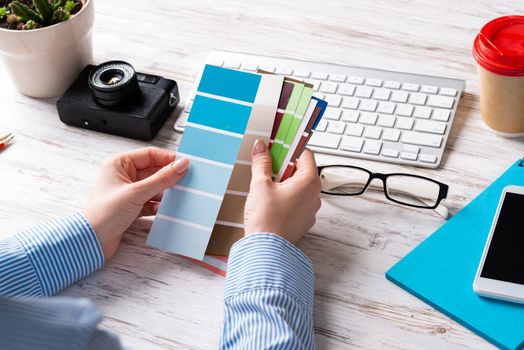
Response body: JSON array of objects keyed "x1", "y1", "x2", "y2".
[{"x1": 473, "y1": 16, "x2": 524, "y2": 136}]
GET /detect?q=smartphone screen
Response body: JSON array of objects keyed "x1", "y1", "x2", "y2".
[{"x1": 480, "y1": 192, "x2": 524, "y2": 285}]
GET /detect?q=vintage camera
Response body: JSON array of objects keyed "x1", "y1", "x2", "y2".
[{"x1": 57, "y1": 61, "x2": 179, "y2": 140}]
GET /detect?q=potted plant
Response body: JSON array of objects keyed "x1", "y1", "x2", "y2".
[{"x1": 0, "y1": 0, "x2": 94, "y2": 98}]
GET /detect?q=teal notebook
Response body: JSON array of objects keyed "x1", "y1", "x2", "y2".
[{"x1": 386, "y1": 159, "x2": 524, "y2": 350}]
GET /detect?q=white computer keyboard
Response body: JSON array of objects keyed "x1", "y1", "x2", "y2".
[{"x1": 174, "y1": 50, "x2": 465, "y2": 168}]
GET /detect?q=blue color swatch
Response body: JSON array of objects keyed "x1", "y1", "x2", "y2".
[
  {"x1": 386, "y1": 160, "x2": 524, "y2": 350},
  {"x1": 176, "y1": 159, "x2": 232, "y2": 196},
  {"x1": 190, "y1": 95, "x2": 252, "y2": 134},
  {"x1": 198, "y1": 64, "x2": 261, "y2": 103},
  {"x1": 147, "y1": 65, "x2": 261, "y2": 260},
  {"x1": 179, "y1": 126, "x2": 243, "y2": 165},
  {"x1": 158, "y1": 188, "x2": 222, "y2": 228}
]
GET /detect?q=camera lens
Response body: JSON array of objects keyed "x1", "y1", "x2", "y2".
[{"x1": 88, "y1": 61, "x2": 139, "y2": 107}]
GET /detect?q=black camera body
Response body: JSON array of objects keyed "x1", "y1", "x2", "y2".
[{"x1": 57, "y1": 62, "x2": 179, "y2": 140}]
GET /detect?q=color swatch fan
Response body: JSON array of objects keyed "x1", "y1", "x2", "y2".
[{"x1": 147, "y1": 65, "x2": 326, "y2": 262}]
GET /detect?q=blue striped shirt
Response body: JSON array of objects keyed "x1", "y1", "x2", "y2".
[{"x1": 0, "y1": 214, "x2": 315, "y2": 349}]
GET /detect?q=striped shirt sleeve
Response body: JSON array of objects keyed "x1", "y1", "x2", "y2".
[
  {"x1": 220, "y1": 233, "x2": 315, "y2": 349},
  {"x1": 0, "y1": 212, "x2": 104, "y2": 298}
]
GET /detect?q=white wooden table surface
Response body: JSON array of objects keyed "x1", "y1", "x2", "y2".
[{"x1": 1, "y1": 0, "x2": 524, "y2": 349}]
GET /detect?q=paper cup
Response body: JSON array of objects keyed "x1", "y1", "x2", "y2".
[{"x1": 473, "y1": 16, "x2": 524, "y2": 136}]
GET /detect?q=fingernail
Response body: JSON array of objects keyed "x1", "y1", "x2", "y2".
[
  {"x1": 252, "y1": 139, "x2": 267, "y2": 156},
  {"x1": 172, "y1": 157, "x2": 190, "y2": 174}
]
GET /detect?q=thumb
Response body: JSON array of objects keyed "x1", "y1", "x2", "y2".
[
  {"x1": 135, "y1": 157, "x2": 190, "y2": 200},
  {"x1": 250, "y1": 139, "x2": 273, "y2": 184}
]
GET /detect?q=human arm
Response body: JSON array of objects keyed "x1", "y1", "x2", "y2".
[
  {"x1": 220, "y1": 140, "x2": 321, "y2": 349},
  {"x1": 0, "y1": 147, "x2": 189, "y2": 298}
]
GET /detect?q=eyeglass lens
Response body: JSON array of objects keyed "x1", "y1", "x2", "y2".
[{"x1": 319, "y1": 167, "x2": 441, "y2": 208}]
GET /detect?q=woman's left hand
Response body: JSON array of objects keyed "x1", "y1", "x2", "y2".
[{"x1": 83, "y1": 147, "x2": 189, "y2": 262}]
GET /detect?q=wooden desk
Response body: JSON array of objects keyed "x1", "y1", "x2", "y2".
[{"x1": 1, "y1": 1, "x2": 523, "y2": 348}]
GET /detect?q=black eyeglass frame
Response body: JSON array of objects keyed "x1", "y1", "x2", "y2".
[{"x1": 317, "y1": 165, "x2": 449, "y2": 210}]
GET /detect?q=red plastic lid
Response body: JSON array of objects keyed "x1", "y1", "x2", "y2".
[{"x1": 473, "y1": 15, "x2": 524, "y2": 76}]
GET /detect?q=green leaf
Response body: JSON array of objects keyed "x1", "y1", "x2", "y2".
[
  {"x1": 51, "y1": 8, "x2": 69, "y2": 24},
  {"x1": 64, "y1": 0, "x2": 75, "y2": 13},
  {"x1": 22, "y1": 19, "x2": 37, "y2": 30},
  {"x1": 50, "y1": 0, "x2": 64, "y2": 12},
  {"x1": 9, "y1": 2, "x2": 42, "y2": 24},
  {"x1": 32, "y1": 0, "x2": 52, "y2": 25},
  {"x1": 0, "y1": 7, "x2": 9, "y2": 20}
]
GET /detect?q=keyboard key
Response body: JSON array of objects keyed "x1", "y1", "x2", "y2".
[
  {"x1": 377, "y1": 102, "x2": 396, "y2": 114},
  {"x1": 341, "y1": 136, "x2": 364, "y2": 152},
  {"x1": 384, "y1": 80, "x2": 401, "y2": 89},
  {"x1": 308, "y1": 80, "x2": 321, "y2": 91},
  {"x1": 259, "y1": 65, "x2": 275, "y2": 73},
  {"x1": 396, "y1": 117, "x2": 414, "y2": 130},
  {"x1": 315, "y1": 119, "x2": 328, "y2": 132},
  {"x1": 403, "y1": 144, "x2": 420, "y2": 154},
  {"x1": 355, "y1": 86, "x2": 373, "y2": 98},
  {"x1": 324, "y1": 95, "x2": 342, "y2": 107},
  {"x1": 339, "y1": 84, "x2": 356, "y2": 96},
  {"x1": 330, "y1": 74, "x2": 346, "y2": 82},
  {"x1": 363, "y1": 140, "x2": 382, "y2": 155},
  {"x1": 373, "y1": 88, "x2": 391, "y2": 101},
  {"x1": 313, "y1": 92, "x2": 324, "y2": 100},
  {"x1": 309, "y1": 132, "x2": 341, "y2": 149},
  {"x1": 348, "y1": 76, "x2": 364, "y2": 84},
  {"x1": 402, "y1": 83, "x2": 419, "y2": 92},
  {"x1": 224, "y1": 61, "x2": 241, "y2": 69},
  {"x1": 323, "y1": 107, "x2": 342, "y2": 120},
  {"x1": 360, "y1": 112, "x2": 378, "y2": 125},
  {"x1": 395, "y1": 104, "x2": 414, "y2": 117},
  {"x1": 413, "y1": 106, "x2": 432, "y2": 119},
  {"x1": 363, "y1": 126, "x2": 382, "y2": 139},
  {"x1": 382, "y1": 129, "x2": 401, "y2": 142},
  {"x1": 275, "y1": 67, "x2": 293, "y2": 75},
  {"x1": 359, "y1": 99, "x2": 378, "y2": 112},
  {"x1": 432, "y1": 108, "x2": 451, "y2": 122},
  {"x1": 420, "y1": 154, "x2": 437, "y2": 163},
  {"x1": 294, "y1": 70, "x2": 310, "y2": 78},
  {"x1": 320, "y1": 82, "x2": 338, "y2": 94},
  {"x1": 382, "y1": 149, "x2": 399, "y2": 158},
  {"x1": 400, "y1": 152, "x2": 418, "y2": 160},
  {"x1": 208, "y1": 59, "x2": 224, "y2": 66},
  {"x1": 342, "y1": 97, "x2": 360, "y2": 109},
  {"x1": 242, "y1": 63, "x2": 258, "y2": 71},
  {"x1": 401, "y1": 131, "x2": 443, "y2": 148},
  {"x1": 414, "y1": 120, "x2": 447, "y2": 134},
  {"x1": 327, "y1": 121, "x2": 346, "y2": 134},
  {"x1": 439, "y1": 87, "x2": 457, "y2": 97},
  {"x1": 408, "y1": 93, "x2": 427, "y2": 105},
  {"x1": 377, "y1": 114, "x2": 396, "y2": 128},
  {"x1": 427, "y1": 95, "x2": 454, "y2": 109},
  {"x1": 391, "y1": 90, "x2": 409, "y2": 103},
  {"x1": 365, "y1": 78, "x2": 382, "y2": 87},
  {"x1": 341, "y1": 110, "x2": 360, "y2": 122},
  {"x1": 311, "y1": 71, "x2": 329, "y2": 80},
  {"x1": 421, "y1": 85, "x2": 438, "y2": 94},
  {"x1": 346, "y1": 123, "x2": 364, "y2": 136}
]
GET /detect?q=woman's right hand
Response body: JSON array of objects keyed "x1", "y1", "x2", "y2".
[{"x1": 244, "y1": 140, "x2": 322, "y2": 244}]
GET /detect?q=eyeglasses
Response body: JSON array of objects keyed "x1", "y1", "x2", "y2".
[{"x1": 317, "y1": 165, "x2": 450, "y2": 219}]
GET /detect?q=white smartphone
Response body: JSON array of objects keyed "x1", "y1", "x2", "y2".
[{"x1": 473, "y1": 185, "x2": 524, "y2": 304}]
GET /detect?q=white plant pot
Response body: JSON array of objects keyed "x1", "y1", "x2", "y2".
[{"x1": 0, "y1": 0, "x2": 94, "y2": 98}]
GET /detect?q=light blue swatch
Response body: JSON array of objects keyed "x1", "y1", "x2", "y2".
[
  {"x1": 148, "y1": 218, "x2": 213, "y2": 259},
  {"x1": 179, "y1": 126, "x2": 243, "y2": 165},
  {"x1": 198, "y1": 64, "x2": 260, "y2": 103},
  {"x1": 176, "y1": 159, "x2": 232, "y2": 196},
  {"x1": 158, "y1": 188, "x2": 222, "y2": 228},
  {"x1": 386, "y1": 159, "x2": 524, "y2": 350},
  {"x1": 190, "y1": 95, "x2": 252, "y2": 134}
]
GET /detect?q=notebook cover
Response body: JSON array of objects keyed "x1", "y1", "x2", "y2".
[{"x1": 386, "y1": 159, "x2": 524, "y2": 350}]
